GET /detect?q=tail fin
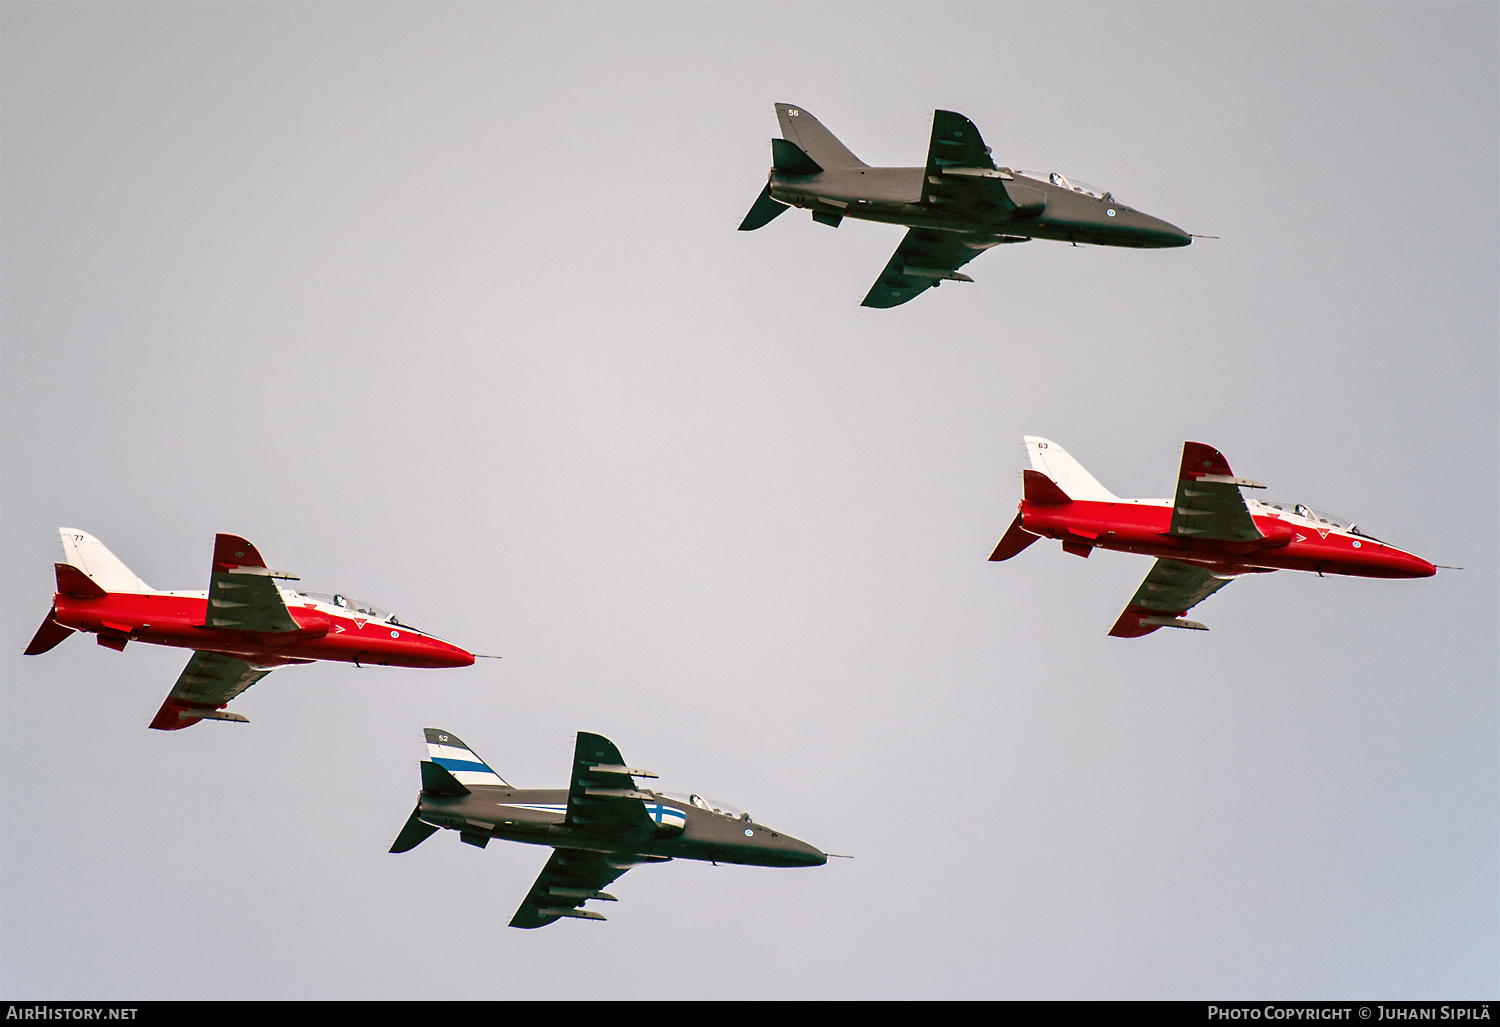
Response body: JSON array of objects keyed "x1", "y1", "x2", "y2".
[
  {"x1": 775, "y1": 103, "x2": 867, "y2": 169},
  {"x1": 739, "y1": 182, "x2": 790, "y2": 231},
  {"x1": 989, "y1": 512, "x2": 1040, "y2": 562},
  {"x1": 57, "y1": 528, "x2": 153, "y2": 594},
  {"x1": 389, "y1": 804, "x2": 439, "y2": 853},
  {"x1": 424, "y1": 728, "x2": 508, "y2": 787},
  {"x1": 24, "y1": 607, "x2": 74, "y2": 655},
  {"x1": 1022, "y1": 438, "x2": 1119, "y2": 502}
]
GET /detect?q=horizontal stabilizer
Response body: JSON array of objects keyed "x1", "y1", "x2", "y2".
[
  {"x1": 389, "y1": 804, "x2": 439, "y2": 854},
  {"x1": 420, "y1": 759, "x2": 472, "y2": 796},
  {"x1": 989, "y1": 512, "x2": 1040, "y2": 562},
  {"x1": 1022, "y1": 469, "x2": 1072, "y2": 506},
  {"x1": 55, "y1": 563, "x2": 107, "y2": 598},
  {"x1": 738, "y1": 182, "x2": 790, "y2": 231},
  {"x1": 24, "y1": 609, "x2": 75, "y2": 655},
  {"x1": 771, "y1": 137, "x2": 822, "y2": 174}
]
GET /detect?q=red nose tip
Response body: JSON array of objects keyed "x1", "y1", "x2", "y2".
[{"x1": 442, "y1": 645, "x2": 476, "y2": 668}]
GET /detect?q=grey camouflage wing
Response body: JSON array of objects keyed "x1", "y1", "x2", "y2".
[
  {"x1": 861, "y1": 228, "x2": 994, "y2": 309},
  {"x1": 509, "y1": 850, "x2": 632, "y2": 929}
]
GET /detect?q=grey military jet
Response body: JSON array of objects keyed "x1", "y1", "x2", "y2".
[
  {"x1": 739, "y1": 103, "x2": 1192, "y2": 308},
  {"x1": 390, "y1": 728, "x2": 827, "y2": 928}
]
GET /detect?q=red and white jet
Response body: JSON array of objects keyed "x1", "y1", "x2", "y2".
[
  {"x1": 989, "y1": 437, "x2": 1437, "y2": 637},
  {"x1": 24, "y1": 529, "x2": 477, "y2": 729}
]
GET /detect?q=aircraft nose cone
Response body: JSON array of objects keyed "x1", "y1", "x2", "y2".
[
  {"x1": 423, "y1": 639, "x2": 476, "y2": 667},
  {"x1": 1407, "y1": 554, "x2": 1437, "y2": 578},
  {"x1": 1101, "y1": 207, "x2": 1191, "y2": 248},
  {"x1": 1145, "y1": 215, "x2": 1191, "y2": 247},
  {"x1": 783, "y1": 836, "x2": 827, "y2": 867}
]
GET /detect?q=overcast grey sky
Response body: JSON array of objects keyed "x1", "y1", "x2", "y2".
[{"x1": 3, "y1": 2, "x2": 1495, "y2": 999}]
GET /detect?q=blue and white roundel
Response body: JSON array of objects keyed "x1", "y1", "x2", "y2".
[{"x1": 646, "y1": 803, "x2": 687, "y2": 831}]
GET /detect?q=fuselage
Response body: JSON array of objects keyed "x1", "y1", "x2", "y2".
[
  {"x1": 49, "y1": 589, "x2": 475, "y2": 668},
  {"x1": 768, "y1": 167, "x2": 1191, "y2": 249},
  {"x1": 415, "y1": 786, "x2": 827, "y2": 868},
  {"x1": 1018, "y1": 496, "x2": 1435, "y2": 578}
]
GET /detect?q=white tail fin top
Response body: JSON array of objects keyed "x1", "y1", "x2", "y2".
[
  {"x1": 424, "y1": 728, "x2": 509, "y2": 787},
  {"x1": 1022, "y1": 438, "x2": 1119, "y2": 502},
  {"x1": 57, "y1": 528, "x2": 154, "y2": 594}
]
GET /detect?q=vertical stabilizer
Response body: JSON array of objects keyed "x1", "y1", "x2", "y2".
[
  {"x1": 775, "y1": 103, "x2": 868, "y2": 169},
  {"x1": 57, "y1": 528, "x2": 154, "y2": 594},
  {"x1": 1022, "y1": 438, "x2": 1119, "y2": 502},
  {"x1": 424, "y1": 728, "x2": 509, "y2": 787}
]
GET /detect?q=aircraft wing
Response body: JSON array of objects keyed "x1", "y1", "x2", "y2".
[
  {"x1": 918, "y1": 110, "x2": 1018, "y2": 219},
  {"x1": 205, "y1": 533, "x2": 300, "y2": 632},
  {"x1": 509, "y1": 849, "x2": 633, "y2": 929},
  {"x1": 1108, "y1": 559, "x2": 1235, "y2": 638},
  {"x1": 861, "y1": 228, "x2": 995, "y2": 308},
  {"x1": 564, "y1": 731, "x2": 659, "y2": 837},
  {"x1": 925, "y1": 109, "x2": 996, "y2": 175},
  {"x1": 147, "y1": 651, "x2": 273, "y2": 729},
  {"x1": 1168, "y1": 442, "x2": 1264, "y2": 542}
]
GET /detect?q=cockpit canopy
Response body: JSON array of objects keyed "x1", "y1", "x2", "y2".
[
  {"x1": 660, "y1": 791, "x2": 754, "y2": 823},
  {"x1": 1258, "y1": 501, "x2": 1380, "y2": 540},
  {"x1": 296, "y1": 591, "x2": 418, "y2": 627},
  {"x1": 1014, "y1": 170, "x2": 1112, "y2": 201}
]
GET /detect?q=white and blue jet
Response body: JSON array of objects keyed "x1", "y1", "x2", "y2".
[{"x1": 390, "y1": 728, "x2": 828, "y2": 928}]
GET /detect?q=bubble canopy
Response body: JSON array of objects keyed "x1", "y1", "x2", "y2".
[
  {"x1": 660, "y1": 792, "x2": 753, "y2": 822},
  {"x1": 1013, "y1": 170, "x2": 1111, "y2": 200},
  {"x1": 296, "y1": 591, "x2": 422, "y2": 628},
  {"x1": 1256, "y1": 501, "x2": 1381, "y2": 540}
]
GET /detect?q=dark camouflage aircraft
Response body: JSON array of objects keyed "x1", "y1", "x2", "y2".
[
  {"x1": 740, "y1": 103, "x2": 1192, "y2": 308},
  {"x1": 390, "y1": 728, "x2": 827, "y2": 928}
]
